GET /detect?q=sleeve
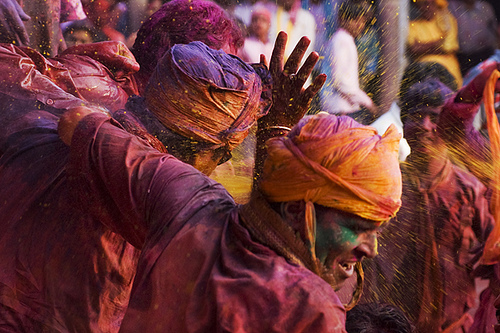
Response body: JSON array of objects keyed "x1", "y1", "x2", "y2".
[
  {"x1": 328, "y1": 32, "x2": 373, "y2": 109},
  {"x1": 438, "y1": 96, "x2": 492, "y2": 186},
  {"x1": 0, "y1": 44, "x2": 85, "y2": 110},
  {"x1": 67, "y1": 113, "x2": 216, "y2": 248},
  {"x1": 441, "y1": 11, "x2": 459, "y2": 53},
  {"x1": 472, "y1": 182, "x2": 495, "y2": 247}
]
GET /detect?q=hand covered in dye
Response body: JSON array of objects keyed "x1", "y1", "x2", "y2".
[{"x1": 259, "y1": 31, "x2": 326, "y2": 129}]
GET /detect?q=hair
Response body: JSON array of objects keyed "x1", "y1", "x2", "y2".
[
  {"x1": 338, "y1": 0, "x2": 372, "y2": 22},
  {"x1": 400, "y1": 78, "x2": 453, "y2": 123},
  {"x1": 132, "y1": 0, "x2": 243, "y2": 76},
  {"x1": 62, "y1": 19, "x2": 97, "y2": 41},
  {"x1": 345, "y1": 303, "x2": 414, "y2": 333},
  {"x1": 399, "y1": 61, "x2": 457, "y2": 105}
]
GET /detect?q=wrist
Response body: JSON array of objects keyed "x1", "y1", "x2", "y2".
[{"x1": 256, "y1": 125, "x2": 291, "y2": 137}]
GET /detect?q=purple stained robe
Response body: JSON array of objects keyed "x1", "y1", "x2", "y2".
[
  {"x1": 365, "y1": 159, "x2": 494, "y2": 332},
  {"x1": 0, "y1": 108, "x2": 140, "y2": 332},
  {"x1": 0, "y1": 42, "x2": 140, "y2": 332},
  {"x1": 67, "y1": 113, "x2": 348, "y2": 333}
]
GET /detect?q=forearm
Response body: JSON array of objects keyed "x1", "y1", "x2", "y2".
[{"x1": 253, "y1": 124, "x2": 291, "y2": 186}]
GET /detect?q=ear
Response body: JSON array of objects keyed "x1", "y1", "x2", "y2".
[
  {"x1": 280, "y1": 200, "x2": 306, "y2": 222},
  {"x1": 282, "y1": 201, "x2": 318, "y2": 264},
  {"x1": 281, "y1": 201, "x2": 309, "y2": 241}
]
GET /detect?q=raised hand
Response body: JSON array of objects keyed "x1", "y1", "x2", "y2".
[
  {"x1": 0, "y1": 0, "x2": 30, "y2": 46},
  {"x1": 258, "y1": 31, "x2": 326, "y2": 129},
  {"x1": 253, "y1": 32, "x2": 326, "y2": 183}
]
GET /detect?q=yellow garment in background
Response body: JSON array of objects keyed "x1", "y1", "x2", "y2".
[{"x1": 408, "y1": 9, "x2": 463, "y2": 87}]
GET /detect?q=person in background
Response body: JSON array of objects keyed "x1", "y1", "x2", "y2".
[
  {"x1": 81, "y1": 0, "x2": 125, "y2": 43},
  {"x1": 365, "y1": 78, "x2": 494, "y2": 333},
  {"x1": 268, "y1": 0, "x2": 316, "y2": 60},
  {"x1": 448, "y1": 0, "x2": 498, "y2": 77},
  {"x1": 437, "y1": 59, "x2": 500, "y2": 333},
  {"x1": 63, "y1": 19, "x2": 96, "y2": 47},
  {"x1": 0, "y1": 0, "x2": 86, "y2": 56},
  {"x1": 319, "y1": 0, "x2": 376, "y2": 124},
  {"x1": 407, "y1": 0, "x2": 463, "y2": 87},
  {"x1": 238, "y1": 5, "x2": 273, "y2": 63}
]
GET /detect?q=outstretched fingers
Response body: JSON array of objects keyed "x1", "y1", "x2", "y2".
[
  {"x1": 297, "y1": 74, "x2": 326, "y2": 114},
  {"x1": 295, "y1": 51, "x2": 319, "y2": 88},
  {"x1": 269, "y1": 31, "x2": 287, "y2": 77},
  {"x1": 283, "y1": 36, "x2": 310, "y2": 76}
]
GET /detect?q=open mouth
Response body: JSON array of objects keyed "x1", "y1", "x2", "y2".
[{"x1": 337, "y1": 261, "x2": 355, "y2": 278}]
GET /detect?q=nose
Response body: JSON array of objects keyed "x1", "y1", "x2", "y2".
[
  {"x1": 356, "y1": 232, "x2": 378, "y2": 259},
  {"x1": 420, "y1": 115, "x2": 436, "y2": 132}
]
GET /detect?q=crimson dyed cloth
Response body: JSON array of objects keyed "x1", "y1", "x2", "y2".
[
  {"x1": 366, "y1": 159, "x2": 494, "y2": 332},
  {"x1": 438, "y1": 97, "x2": 500, "y2": 333},
  {"x1": 0, "y1": 108, "x2": 139, "y2": 332},
  {"x1": 0, "y1": 41, "x2": 141, "y2": 332},
  {"x1": 0, "y1": 42, "x2": 139, "y2": 114},
  {"x1": 67, "y1": 113, "x2": 347, "y2": 333}
]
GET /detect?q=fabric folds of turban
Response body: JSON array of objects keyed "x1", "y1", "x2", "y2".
[
  {"x1": 145, "y1": 41, "x2": 268, "y2": 150},
  {"x1": 259, "y1": 113, "x2": 402, "y2": 223}
]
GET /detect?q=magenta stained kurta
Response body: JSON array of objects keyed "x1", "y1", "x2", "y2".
[
  {"x1": 67, "y1": 113, "x2": 348, "y2": 333},
  {"x1": 0, "y1": 109, "x2": 139, "y2": 332}
]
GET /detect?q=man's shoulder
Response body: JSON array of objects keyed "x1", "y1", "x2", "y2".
[{"x1": 451, "y1": 163, "x2": 487, "y2": 191}]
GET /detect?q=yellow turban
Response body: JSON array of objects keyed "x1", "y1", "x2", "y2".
[
  {"x1": 259, "y1": 113, "x2": 402, "y2": 223},
  {"x1": 145, "y1": 41, "x2": 269, "y2": 150}
]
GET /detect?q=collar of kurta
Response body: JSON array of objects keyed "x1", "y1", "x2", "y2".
[
  {"x1": 238, "y1": 190, "x2": 323, "y2": 277},
  {"x1": 239, "y1": 190, "x2": 364, "y2": 310}
]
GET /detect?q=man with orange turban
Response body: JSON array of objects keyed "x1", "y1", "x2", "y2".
[{"x1": 58, "y1": 109, "x2": 402, "y2": 332}]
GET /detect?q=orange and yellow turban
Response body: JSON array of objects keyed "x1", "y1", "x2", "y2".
[
  {"x1": 259, "y1": 113, "x2": 402, "y2": 223},
  {"x1": 145, "y1": 41, "x2": 270, "y2": 150}
]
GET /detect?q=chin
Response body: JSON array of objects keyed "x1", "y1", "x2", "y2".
[{"x1": 321, "y1": 266, "x2": 349, "y2": 292}]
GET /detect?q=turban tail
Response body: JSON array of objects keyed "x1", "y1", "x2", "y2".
[
  {"x1": 480, "y1": 70, "x2": 500, "y2": 265},
  {"x1": 145, "y1": 41, "x2": 268, "y2": 150},
  {"x1": 259, "y1": 114, "x2": 402, "y2": 222}
]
